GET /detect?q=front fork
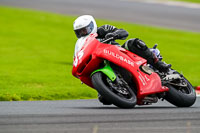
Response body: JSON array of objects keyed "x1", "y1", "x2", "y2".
[{"x1": 91, "y1": 60, "x2": 116, "y2": 81}]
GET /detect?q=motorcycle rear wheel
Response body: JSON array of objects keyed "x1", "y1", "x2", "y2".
[
  {"x1": 165, "y1": 76, "x2": 196, "y2": 107},
  {"x1": 91, "y1": 72, "x2": 137, "y2": 108}
]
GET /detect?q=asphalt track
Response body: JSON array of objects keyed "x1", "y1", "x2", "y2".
[
  {"x1": 0, "y1": 0, "x2": 200, "y2": 132},
  {"x1": 0, "y1": 99, "x2": 200, "y2": 133},
  {"x1": 0, "y1": 0, "x2": 200, "y2": 32}
]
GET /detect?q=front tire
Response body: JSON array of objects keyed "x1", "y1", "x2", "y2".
[{"x1": 91, "y1": 72, "x2": 137, "y2": 108}]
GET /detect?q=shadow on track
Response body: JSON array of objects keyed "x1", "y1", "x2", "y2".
[{"x1": 70, "y1": 106, "x2": 177, "y2": 110}]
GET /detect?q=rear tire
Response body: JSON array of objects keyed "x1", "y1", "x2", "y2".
[
  {"x1": 165, "y1": 76, "x2": 196, "y2": 107},
  {"x1": 91, "y1": 72, "x2": 137, "y2": 108}
]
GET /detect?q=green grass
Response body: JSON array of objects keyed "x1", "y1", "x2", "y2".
[
  {"x1": 0, "y1": 6, "x2": 200, "y2": 101},
  {"x1": 172, "y1": 0, "x2": 200, "y2": 3}
]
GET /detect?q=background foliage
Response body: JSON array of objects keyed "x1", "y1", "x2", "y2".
[{"x1": 0, "y1": 6, "x2": 199, "y2": 101}]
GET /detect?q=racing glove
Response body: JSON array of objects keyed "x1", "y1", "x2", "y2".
[{"x1": 105, "y1": 29, "x2": 129, "y2": 40}]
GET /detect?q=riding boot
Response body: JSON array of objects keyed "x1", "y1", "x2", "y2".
[{"x1": 150, "y1": 55, "x2": 172, "y2": 72}]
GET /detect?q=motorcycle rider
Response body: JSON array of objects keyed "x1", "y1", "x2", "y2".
[
  {"x1": 73, "y1": 15, "x2": 171, "y2": 72},
  {"x1": 73, "y1": 15, "x2": 171, "y2": 104}
]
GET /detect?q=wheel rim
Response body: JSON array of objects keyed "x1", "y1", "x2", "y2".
[{"x1": 103, "y1": 74, "x2": 134, "y2": 100}]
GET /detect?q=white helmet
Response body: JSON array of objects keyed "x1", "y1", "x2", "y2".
[{"x1": 73, "y1": 15, "x2": 97, "y2": 38}]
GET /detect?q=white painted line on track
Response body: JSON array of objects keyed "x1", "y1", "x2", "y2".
[{"x1": 120, "y1": 0, "x2": 200, "y2": 9}]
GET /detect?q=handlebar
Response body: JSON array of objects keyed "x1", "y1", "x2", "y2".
[{"x1": 101, "y1": 37, "x2": 114, "y2": 43}]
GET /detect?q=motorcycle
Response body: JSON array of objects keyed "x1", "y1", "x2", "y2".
[{"x1": 72, "y1": 33, "x2": 196, "y2": 108}]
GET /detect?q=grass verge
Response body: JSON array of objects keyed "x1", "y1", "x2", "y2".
[
  {"x1": 0, "y1": 6, "x2": 200, "y2": 101},
  {"x1": 172, "y1": 0, "x2": 200, "y2": 3}
]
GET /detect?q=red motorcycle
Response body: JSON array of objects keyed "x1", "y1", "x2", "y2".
[{"x1": 72, "y1": 33, "x2": 196, "y2": 108}]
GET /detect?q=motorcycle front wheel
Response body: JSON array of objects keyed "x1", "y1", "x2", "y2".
[{"x1": 91, "y1": 72, "x2": 137, "y2": 108}]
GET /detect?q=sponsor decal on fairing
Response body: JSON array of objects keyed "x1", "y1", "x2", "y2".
[{"x1": 104, "y1": 49, "x2": 134, "y2": 67}]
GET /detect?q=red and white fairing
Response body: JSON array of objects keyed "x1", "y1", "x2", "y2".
[{"x1": 72, "y1": 33, "x2": 168, "y2": 104}]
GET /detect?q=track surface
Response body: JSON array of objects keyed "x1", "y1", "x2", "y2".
[
  {"x1": 0, "y1": 99, "x2": 200, "y2": 133},
  {"x1": 0, "y1": 0, "x2": 200, "y2": 32}
]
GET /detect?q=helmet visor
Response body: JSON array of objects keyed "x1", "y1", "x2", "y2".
[{"x1": 74, "y1": 21, "x2": 94, "y2": 38}]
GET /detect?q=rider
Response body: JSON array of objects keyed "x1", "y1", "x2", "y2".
[
  {"x1": 73, "y1": 15, "x2": 171, "y2": 104},
  {"x1": 73, "y1": 15, "x2": 171, "y2": 72}
]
